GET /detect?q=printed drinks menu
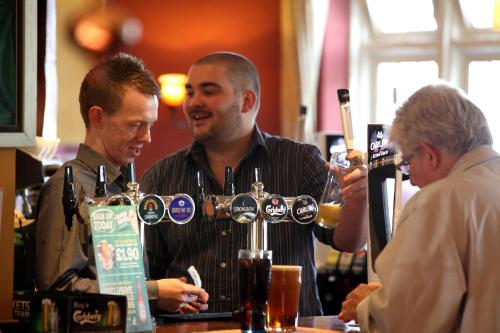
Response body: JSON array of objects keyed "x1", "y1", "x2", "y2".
[{"x1": 89, "y1": 205, "x2": 152, "y2": 333}]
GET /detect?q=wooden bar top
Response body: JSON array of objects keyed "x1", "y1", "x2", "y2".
[{"x1": 155, "y1": 315, "x2": 360, "y2": 332}]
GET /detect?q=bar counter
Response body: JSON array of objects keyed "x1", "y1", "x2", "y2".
[{"x1": 155, "y1": 316, "x2": 359, "y2": 332}]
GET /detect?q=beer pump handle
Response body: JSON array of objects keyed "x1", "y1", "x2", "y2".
[
  {"x1": 254, "y1": 168, "x2": 261, "y2": 183},
  {"x1": 62, "y1": 166, "x2": 77, "y2": 231},
  {"x1": 196, "y1": 169, "x2": 204, "y2": 188},
  {"x1": 95, "y1": 165, "x2": 107, "y2": 197},
  {"x1": 126, "y1": 162, "x2": 136, "y2": 184},
  {"x1": 195, "y1": 170, "x2": 205, "y2": 221},
  {"x1": 337, "y1": 89, "x2": 355, "y2": 151},
  {"x1": 223, "y1": 165, "x2": 235, "y2": 196}
]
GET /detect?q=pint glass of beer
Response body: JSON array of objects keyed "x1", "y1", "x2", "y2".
[
  {"x1": 238, "y1": 249, "x2": 272, "y2": 333},
  {"x1": 266, "y1": 265, "x2": 302, "y2": 332},
  {"x1": 317, "y1": 151, "x2": 351, "y2": 229}
]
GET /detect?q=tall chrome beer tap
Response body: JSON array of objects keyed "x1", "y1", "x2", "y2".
[
  {"x1": 203, "y1": 167, "x2": 319, "y2": 251},
  {"x1": 248, "y1": 168, "x2": 267, "y2": 251}
]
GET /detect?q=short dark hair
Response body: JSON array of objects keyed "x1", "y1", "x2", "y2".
[
  {"x1": 193, "y1": 51, "x2": 260, "y2": 110},
  {"x1": 79, "y1": 52, "x2": 160, "y2": 128}
]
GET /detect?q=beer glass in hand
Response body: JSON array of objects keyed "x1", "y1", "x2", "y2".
[
  {"x1": 330, "y1": 151, "x2": 356, "y2": 187},
  {"x1": 266, "y1": 265, "x2": 302, "y2": 332},
  {"x1": 317, "y1": 152, "x2": 352, "y2": 228},
  {"x1": 238, "y1": 249, "x2": 272, "y2": 333}
]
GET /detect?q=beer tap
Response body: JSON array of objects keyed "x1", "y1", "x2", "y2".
[
  {"x1": 62, "y1": 165, "x2": 112, "y2": 231},
  {"x1": 106, "y1": 162, "x2": 197, "y2": 225},
  {"x1": 122, "y1": 162, "x2": 145, "y2": 248},
  {"x1": 124, "y1": 163, "x2": 142, "y2": 205},
  {"x1": 88, "y1": 163, "x2": 137, "y2": 207},
  {"x1": 90, "y1": 162, "x2": 195, "y2": 225},
  {"x1": 248, "y1": 168, "x2": 268, "y2": 250},
  {"x1": 202, "y1": 165, "x2": 240, "y2": 221},
  {"x1": 194, "y1": 170, "x2": 206, "y2": 222},
  {"x1": 203, "y1": 167, "x2": 319, "y2": 251},
  {"x1": 254, "y1": 167, "x2": 261, "y2": 183},
  {"x1": 62, "y1": 166, "x2": 77, "y2": 231},
  {"x1": 105, "y1": 162, "x2": 140, "y2": 206},
  {"x1": 224, "y1": 166, "x2": 235, "y2": 196},
  {"x1": 94, "y1": 165, "x2": 107, "y2": 198},
  {"x1": 137, "y1": 192, "x2": 195, "y2": 225},
  {"x1": 136, "y1": 165, "x2": 195, "y2": 225},
  {"x1": 126, "y1": 162, "x2": 136, "y2": 184},
  {"x1": 223, "y1": 166, "x2": 235, "y2": 232},
  {"x1": 68, "y1": 162, "x2": 196, "y2": 227}
]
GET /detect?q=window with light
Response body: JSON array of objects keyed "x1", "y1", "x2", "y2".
[{"x1": 349, "y1": 0, "x2": 500, "y2": 151}]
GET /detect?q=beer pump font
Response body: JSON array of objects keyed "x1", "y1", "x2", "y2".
[
  {"x1": 203, "y1": 167, "x2": 319, "y2": 251},
  {"x1": 61, "y1": 163, "x2": 197, "y2": 227}
]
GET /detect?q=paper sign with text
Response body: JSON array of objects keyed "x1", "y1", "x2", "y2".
[{"x1": 89, "y1": 205, "x2": 152, "y2": 333}]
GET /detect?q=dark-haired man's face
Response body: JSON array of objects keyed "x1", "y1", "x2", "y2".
[
  {"x1": 97, "y1": 87, "x2": 158, "y2": 167},
  {"x1": 183, "y1": 63, "x2": 245, "y2": 146}
]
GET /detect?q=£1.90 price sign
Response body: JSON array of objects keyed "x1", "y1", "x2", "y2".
[
  {"x1": 115, "y1": 246, "x2": 140, "y2": 263},
  {"x1": 89, "y1": 205, "x2": 152, "y2": 333}
]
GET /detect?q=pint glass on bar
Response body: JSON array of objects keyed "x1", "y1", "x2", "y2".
[
  {"x1": 266, "y1": 265, "x2": 302, "y2": 332},
  {"x1": 238, "y1": 249, "x2": 272, "y2": 333},
  {"x1": 42, "y1": 298, "x2": 51, "y2": 333}
]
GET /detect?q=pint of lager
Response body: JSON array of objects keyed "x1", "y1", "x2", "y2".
[{"x1": 266, "y1": 265, "x2": 302, "y2": 332}]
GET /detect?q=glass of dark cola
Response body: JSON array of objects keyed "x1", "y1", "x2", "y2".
[{"x1": 238, "y1": 249, "x2": 272, "y2": 333}]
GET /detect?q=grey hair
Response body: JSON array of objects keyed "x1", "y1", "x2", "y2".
[{"x1": 390, "y1": 83, "x2": 492, "y2": 155}]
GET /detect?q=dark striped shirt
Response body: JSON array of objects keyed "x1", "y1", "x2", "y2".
[{"x1": 141, "y1": 126, "x2": 335, "y2": 316}]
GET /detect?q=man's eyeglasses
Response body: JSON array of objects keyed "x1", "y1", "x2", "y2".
[{"x1": 396, "y1": 149, "x2": 418, "y2": 176}]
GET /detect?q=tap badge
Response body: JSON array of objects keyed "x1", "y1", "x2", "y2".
[
  {"x1": 291, "y1": 195, "x2": 318, "y2": 224},
  {"x1": 230, "y1": 194, "x2": 258, "y2": 223},
  {"x1": 262, "y1": 194, "x2": 288, "y2": 222},
  {"x1": 138, "y1": 194, "x2": 165, "y2": 225},
  {"x1": 168, "y1": 194, "x2": 195, "y2": 224}
]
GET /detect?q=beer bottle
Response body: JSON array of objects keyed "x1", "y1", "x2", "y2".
[{"x1": 136, "y1": 278, "x2": 147, "y2": 325}]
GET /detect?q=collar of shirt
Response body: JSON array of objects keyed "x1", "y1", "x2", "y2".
[
  {"x1": 75, "y1": 143, "x2": 124, "y2": 187},
  {"x1": 449, "y1": 145, "x2": 500, "y2": 176},
  {"x1": 183, "y1": 125, "x2": 269, "y2": 167}
]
